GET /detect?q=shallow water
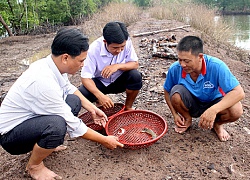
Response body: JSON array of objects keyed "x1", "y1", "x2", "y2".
[{"x1": 221, "y1": 15, "x2": 250, "y2": 51}]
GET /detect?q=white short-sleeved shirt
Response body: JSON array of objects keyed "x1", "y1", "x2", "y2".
[
  {"x1": 81, "y1": 36, "x2": 138, "y2": 86},
  {"x1": 0, "y1": 55, "x2": 88, "y2": 138}
]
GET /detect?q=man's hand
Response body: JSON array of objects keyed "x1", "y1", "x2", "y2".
[
  {"x1": 91, "y1": 108, "x2": 108, "y2": 127},
  {"x1": 97, "y1": 94, "x2": 114, "y2": 109},
  {"x1": 174, "y1": 113, "x2": 187, "y2": 128},
  {"x1": 81, "y1": 127, "x2": 124, "y2": 149},
  {"x1": 101, "y1": 136, "x2": 124, "y2": 150},
  {"x1": 199, "y1": 107, "x2": 217, "y2": 130},
  {"x1": 101, "y1": 64, "x2": 119, "y2": 78},
  {"x1": 173, "y1": 113, "x2": 192, "y2": 134}
]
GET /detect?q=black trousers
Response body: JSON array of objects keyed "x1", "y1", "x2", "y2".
[
  {"x1": 170, "y1": 85, "x2": 222, "y2": 117},
  {"x1": 78, "y1": 69, "x2": 142, "y2": 102},
  {"x1": 0, "y1": 94, "x2": 81, "y2": 155}
]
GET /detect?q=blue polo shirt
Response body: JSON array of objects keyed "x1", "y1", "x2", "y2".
[{"x1": 163, "y1": 54, "x2": 239, "y2": 102}]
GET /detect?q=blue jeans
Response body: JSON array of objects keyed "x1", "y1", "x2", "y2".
[{"x1": 0, "y1": 94, "x2": 81, "y2": 155}]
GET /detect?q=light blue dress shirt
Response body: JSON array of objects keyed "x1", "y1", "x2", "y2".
[{"x1": 81, "y1": 36, "x2": 138, "y2": 86}]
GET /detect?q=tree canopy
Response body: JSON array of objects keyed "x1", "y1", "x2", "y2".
[
  {"x1": 1, "y1": 0, "x2": 250, "y2": 37},
  {"x1": 0, "y1": 0, "x2": 115, "y2": 36},
  {"x1": 194, "y1": 0, "x2": 250, "y2": 12}
]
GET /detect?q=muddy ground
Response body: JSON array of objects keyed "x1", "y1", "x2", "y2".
[{"x1": 0, "y1": 14, "x2": 250, "y2": 180}]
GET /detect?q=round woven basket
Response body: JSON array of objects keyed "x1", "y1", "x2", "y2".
[
  {"x1": 105, "y1": 110, "x2": 168, "y2": 149},
  {"x1": 78, "y1": 103, "x2": 125, "y2": 131}
]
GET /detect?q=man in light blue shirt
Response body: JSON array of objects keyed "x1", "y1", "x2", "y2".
[
  {"x1": 164, "y1": 36, "x2": 245, "y2": 141},
  {"x1": 79, "y1": 21, "x2": 142, "y2": 110},
  {"x1": 0, "y1": 28, "x2": 123, "y2": 180}
]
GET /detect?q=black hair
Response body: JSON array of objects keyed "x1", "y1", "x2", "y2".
[
  {"x1": 51, "y1": 28, "x2": 89, "y2": 57},
  {"x1": 103, "y1": 21, "x2": 129, "y2": 44},
  {"x1": 177, "y1": 36, "x2": 203, "y2": 56}
]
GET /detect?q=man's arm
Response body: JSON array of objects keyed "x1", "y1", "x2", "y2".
[
  {"x1": 164, "y1": 90, "x2": 178, "y2": 117},
  {"x1": 73, "y1": 89, "x2": 124, "y2": 149},
  {"x1": 80, "y1": 61, "x2": 139, "y2": 109},
  {"x1": 81, "y1": 78, "x2": 114, "y2": 109},
  {"x1": 74, "y1": 89, "x2": 108, "y2": 126},
  {"x1": 199, "y1": 85, "x2": 245, "y2": 129},
  {"x1": 115, "y1": 61, "x2": 139, "y2": 71},
  {"x1": 164, "y1": 89, "x2": 187, "y2": 128},
  {"x1": 80, "y1": 78, "x2": 105, "y2": 102},
  {"x1": 81, "y1": 127, "x2": 124, "y2": 149},
  {"x1": 74, "y1": 89, "x2": 99, "y2": 112},
  {"x1": 208, "y1": 85, "x2": 245, "y2": 114},
  {"x1": 101, "y1": 61, "x2": 138, "y2": 78}
]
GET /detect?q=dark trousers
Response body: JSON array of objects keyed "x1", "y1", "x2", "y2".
[
  {"x1": 0, "y1": 94, "x2": 81, "y2": 155},
  {"x1": 78, "y1": 69, "x2": 142, "y2": 102},
  {"x1": 170, "y1": 85, "x2": 222, "y2": 117}
]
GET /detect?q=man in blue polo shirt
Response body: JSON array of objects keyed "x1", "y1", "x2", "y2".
[
  {"x1": 78, "y1": 21, "x2": 142, "y2": 111},
  {"x1": 164, "y1": 36, "x2": 245, "y2": 141}
]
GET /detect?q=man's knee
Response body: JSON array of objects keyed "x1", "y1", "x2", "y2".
[
  {"x1": 38, "y1": 116, "x2": 67, "y2": 149},
  {"x1": 66, "y1": 94, "x2": 81, "y2": 116},
  {"x1": 45, "y1": 116, "x2": 66, "y2": 137},
  {"x1": 78, "y1": 85, "x2": 97, "y2": 102},
  {"x1": 78, "y1": 85, "x2": 87, "y2": 95},
  {"x1": 129, "y1": 70, "x2": 142, "y2": 82},
  {"x1": 229, "y1": 102, "x2": 243, "y2": 120},
  {"x1": 170, "y1": 92, "x2": 182, "y2": 105},
  {"x1": 126, "y1": 70, "x2": 142, "y2": 90}
]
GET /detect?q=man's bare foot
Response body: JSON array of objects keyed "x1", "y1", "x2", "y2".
[
  {"x1": 213, "y1": 123, "x2": 230, "y2": 141},
  {"x1": 30, "y1": 145, "x2": 67, "y2": 154},
  {"x1": 54, "y1": 145, "x2": 67, "y2": 152},
  {"x1": 175, "y1": 126, "x2": 188, "y2": 133},
  {"x1": 174, "y1": 120, "x2": 192, "y2": 134},
  {"x1": 26, "y1": 161, "x2": 62, "y2": 180},
  {"x1": 124, "y1": 106, "x2": 136, "y2": 111}
]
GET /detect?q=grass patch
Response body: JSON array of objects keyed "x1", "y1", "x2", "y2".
[
  {"x1": 148, "y1": 0, "x2": 233, "y2": 44},
  {"x1": 82, "y1": 2, "x2": 141, "y2": 42},
  {"x1": 27, "y1": 49, "x2": 50, "y2": 64},
  {"x1": 28, "y1": 1, "x2": 247, "y2": 63}
]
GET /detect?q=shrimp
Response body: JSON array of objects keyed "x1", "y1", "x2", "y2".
[{"x1": 141, "y1": 128, "x2": 157, "y2": 139}]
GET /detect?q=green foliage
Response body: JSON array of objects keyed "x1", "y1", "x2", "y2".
[
  {"x1": 0, "y1": 0, "x2": 23, "y2": 34},
  {"x1": 0, "y1": 0, "x2": 120, "y2": 36},
  {"x1": 1, "y1": 0, "x2": 249, "y2": 37},
  {"x1": 0, "y1": 1, "x2": 10, "y2": 36},
  {"x1": 69, "y1": 0, "x2": 85, "y2": 17},
  {"x1": 36, "y1": 0, "x2": 70, "y2": 24},
  {"x1": 82, "y1": 0, "x2": 97, "y2": 16},
  {"x1": 193, "y1": 0, "x2": 250, "y2": 12}
]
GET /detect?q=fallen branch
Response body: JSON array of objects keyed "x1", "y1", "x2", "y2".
[
  {"x1": 133, "y1": 25, "x2": 191, "y2": 37},
  {"x1": 152, "y1": 52, "x2": 177, "y2": 60}
]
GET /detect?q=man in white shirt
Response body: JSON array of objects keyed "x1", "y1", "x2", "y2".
[
  {"x1": 79, "y1": 21, "x2": 142, "y2": 110},
  {"x1": 0, "y1": 28, "x2": 123, "y2": 180}
]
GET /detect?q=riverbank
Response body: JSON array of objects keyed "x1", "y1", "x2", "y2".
[{"x1": 1, "y1": 11, "x2": 250, "y2": 179}]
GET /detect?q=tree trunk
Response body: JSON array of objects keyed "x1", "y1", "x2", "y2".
[{"x1": 0, "y1": 14, "x2": 13, "y2": 37}]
